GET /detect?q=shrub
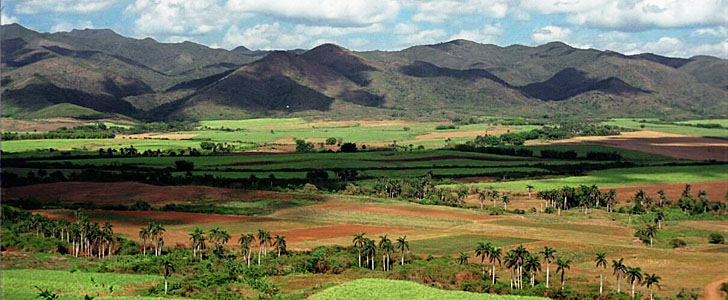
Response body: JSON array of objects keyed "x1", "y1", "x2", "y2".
[
  {"x1": 325, "y1": 137, "x2": 337, "y2": 145},
  {"x1": 174, "y1": 160, "x2": 194, "y2": 171},
  {"x1": 302, "y1": 183, "x2": 318, "y2": 193},
  {"x1": 339, "y1": 142, "x2": 357, "y2": 152},
  {"x1": 708, "y1": 233, "x2": 725, "y2": 244},
  {"x1": 435, "y1": 124, "x2": 458, "y2": 130},
  {"x1": 670, "y1": 238, "x2": 687, "y2": 248},
  {"x1": 295, "y1": 139, "x2": 314, "y2": 152}
]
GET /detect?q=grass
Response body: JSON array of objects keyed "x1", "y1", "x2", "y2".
[
  {"x1": 452, "y1": 164, "x2": 728, "y2": 192},
  {"x1": 604, "y1": 119, "x2": 728, "y2": 138},
  {"x1": 0, "y1": 138, "x2": 203, "y2": 153},
  {"x1": 409, "y1": 234, "x2": 538, "y2": 255},
  {"x1": 309, "y1": 278, "x2": 548, "y2": 300},
  {"x1": 1, "y1": 268, "x2": 161, "y2": 299}
]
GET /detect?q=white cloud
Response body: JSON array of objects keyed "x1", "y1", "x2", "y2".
[
  {"x1": 394, "y1": 23, "x2": 419, "y2": 35},
  {"x1": 520, "y1": 0, "x2": 728, "y2": 31},
  {"x1": 15, "y1": 0, "x2": 119, "y2": 14},
  {"x1": 532, "y1": 26, "x2": 571, "y2": 44},
  {"x1": 692, "y1": 26, "x2": 728, "y2": 38},
  {"x1": 224, "y1": 23, "x2": 305, "y2": 50},
  {"x1": 449, "y1": 23, "x2": 503, "y2": 44},
  {"x1": 125, "y1": 0, "x2": 234, "y2": 37},
  {"x1": 1, "y1": 12, "x2": 19, "y2": 25},
  {"x1": 50, "y1": 20, "x2": 95, "y2": 32},
  {"x1": 401, "y1": 29, "x2": 447, "y2": 45},
  {"x1": 406, "y1": 0, "x2": 509, "y2": 23},
  {"x1": 225, "y1": 0, "x2": 399, "y2": 26}
]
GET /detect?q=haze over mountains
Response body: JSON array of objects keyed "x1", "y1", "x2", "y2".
[{"x1": 2, "y1": 23, "x2": 726, "y2": 121}]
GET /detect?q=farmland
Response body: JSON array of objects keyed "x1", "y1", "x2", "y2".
[{"x1": 2, "y1": 117, "x2": 728, "y2": 300}]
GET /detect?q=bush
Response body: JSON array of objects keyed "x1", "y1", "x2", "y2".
[
  {"x1": 325, "y1": 137, "x2": 337, "y2": 145},
  {"x1": 302, "y1": 183, "x2": 318, "y2": 193},
  {"x1": 670, "y1": 238, "x2": 687, "y2": 248},
  {"x1": 174, "y1": 160, "x2": 194, "y2": 171},
  {"x1": 708, "y1": 233, "x2": 725, "y2": 244},
  {"x1": 435, "y1": 124, "x2": 458, "y2": 130},
  {"x1": 339, "y1": 142, "x2": 357, "y2": 152}
]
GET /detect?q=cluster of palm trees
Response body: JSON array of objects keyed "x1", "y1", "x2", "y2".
[
  {"x1": 537, "y1": 185, "x2": 617, "y2": 215},
  {"x1": 138, "y1": 222, "x2": 165, "y2": 256},
  {"x1": 611, "y1": 258, "x2": 662, "y2": 299},
  {"x1": 188, "y1": 228, "x2": 286, "y2": 265},
  {"x1": 473, "y1": 187, "x2": 512, "y2": 210},
  {"x1": 474, "y1": 244, "x2": 570, "y2": 290},
  {"x1": 352, "y1": 233, "x2": 409, "y2": 271}
]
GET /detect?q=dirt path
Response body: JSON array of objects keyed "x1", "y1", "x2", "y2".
[{"x1": 701, "y1": 277, "x2": 728, "y2": 300}]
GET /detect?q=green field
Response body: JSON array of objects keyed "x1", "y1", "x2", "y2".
[
  {"x1": 309, "y1": 279, "x2": 548, "y2": 300},
  {"x1": 1, "y1": 269, "x2": 162, "y2": 299},
  {"x1": 409, "y1": 234, "x2": 538, "y2": 255},
  {"x1": 604, "y1": 119, "x2": 728, "y2": 138},
  {"x1": 450, "y1": 164, "x2": 728, "y2": 191},
  {"x1": 0, "y1": 138, "x2": 205, "y2": 153}
]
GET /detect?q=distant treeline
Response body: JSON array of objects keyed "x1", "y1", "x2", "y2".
[
  {"x1": 471, "y1": 122, "x2": 623, "y2": 146},
  {"x1": 2, "y1": 121, "x2": 199, "y2": 140},
  {"x1": 452, "y1": 144, "x2": 623, "y2": 161}
]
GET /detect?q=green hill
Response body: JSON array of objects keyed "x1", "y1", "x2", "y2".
[{"x1": 310, "y1": 279, "x2": 549, "y2": 300}]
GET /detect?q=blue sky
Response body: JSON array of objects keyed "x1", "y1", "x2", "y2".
[{"x1": 2, "y1": 0, "x2": 726, "y2": 58}]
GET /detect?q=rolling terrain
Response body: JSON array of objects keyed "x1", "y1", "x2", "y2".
[{"x1": 3, "y1": 24, "x2": 727, "y2": 121}]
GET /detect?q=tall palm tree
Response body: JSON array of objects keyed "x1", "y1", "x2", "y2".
[
  {"x1": 162, "y1": 258, "x2": 175, "y2": 295},
  {"x1": 475, "y1": 241, "x2": 490, "y2": 275},
  {"x1": 238, "y1": 233, "x2": 252, "y2": 265},
  {"x1": 490, "y1": 189, "x2": 500, "y2": 207},
  {"x1": 458, "y1": 252, "x2": 470, "y2": 265},
  {"x1": 502, "y1": 194, "x2": 510, "y2": 210},
  {"x1": 657, "y1": 190, "x2": 666, "y2": 208},
  {"x1": 378, "y1": 235, "x2": 392, "y2": 271},
  {"x1": 655, "y1": 210, "x2": 665, "y2": 229},
  {"x1": 478, "y1": 189, "x2": 488, "y2": 210},
  {"x1": 642, "y1": 273, "x2": 661, "y2": 300},
  {"x1": 612, "y1": 258, "x2": 627, "y2": 293},
  {"x1": 395, "y1": 236, "x2": 409, "y2": 265},
  {"x1": 273, "y1": 235, "x2": 287, "y2": 257},
  {"x1": 138, "y1": 227, "x2": 150, "y2": 256},
  {"x1": 595, "y1": 252, "x2": 608, "y2": 295},
  {"x1": 363, "y1": 238, "x2": 376, "y2": 270},
  {"x1": 189, "y1": 228, "x2": 204, "y2": 259},
  {"x1": 541, "y1": 246, "x2": 556, "y2": 288},
  {"x1": 353, "y1": 233, "x2": 367, "y2": 267},
  {"x1": 526, "y1": 185, "x2": 535, "y2": 200},
  {"x1": 489, "y1": 247, "x2": 502, "y2": 284},
  {"x1": 605, "y1": 189, "x2": 617, "y2": 213},
  {"x1": 626, "y1": 266, "x2": 643, "y2": 298},
  {"x1": 556, "y1": 257, "x2": 571, "y2": 290},
  {"x1": 524, "y1": 254, "x2": 541, "y2": 287},
  {"x1": 645, "y1": 225, "x2": 658, "y2": 247},
  {"x1": 256, "y1": 229, "x2": 270, "y2": 265},
  {"x1": 504, "y1": 250, "x2": 517, "y2": 289}
]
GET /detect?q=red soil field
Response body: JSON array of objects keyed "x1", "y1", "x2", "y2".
[
  {"x1": 604, "y1": 180, "x2": 728, "y2": 202},
  {"x1": 305, "y1": 203, "x2": 490, "y2": 221},
  {"x1": 2, "y1": 182, "x2": 313, "y2": 206}
]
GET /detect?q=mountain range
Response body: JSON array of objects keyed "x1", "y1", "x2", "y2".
[{"x1": 2, "y1": 23, "x2": 726, "y2": 121}]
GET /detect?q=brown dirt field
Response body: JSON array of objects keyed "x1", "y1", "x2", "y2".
[
  {"x1": 603, "y1": 180, "x2": 728, "y2": 202},
  {"x1": 535, "y1": 130, "x2": 728, "y2": 161},
  {"x1": 1, "y1": 182, "x2": 311, "y2": 206},
  {"x1": 305, "y1": 203, "x2": 489, "y2": 221},
  {"x1": 2, "y1": 118, "x2": 84, "y2": 132},
  {"x1": 410, "y1": 127, "x2": 514, "y2": 141},
  {"x1": 115, "y1": 133, "x2": 199, "y2": 140},
  {"x1": 456, "y1": 176, "x2": 498, "y2": 184}
]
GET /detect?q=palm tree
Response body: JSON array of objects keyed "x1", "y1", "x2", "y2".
[
  {"x1": 490, "y1": 189, "x2": 500, "y2": 207},
  {"x1": 524, "y1": 255, "x2": 541, "y2": 287},
  {"x1": 489, "y1": 247, "x2": 502, "y2": 284},
  {"x1": 626, "y1": 266, "x2": 643, "y2": 298},
  {"x1": 363, "y1": 238, "x2": 376, "y2": 270},
  {"x1": 645, "y1": 224, "x2": 658, "y2": 247},
  {"x1": 256, "y1": 229, "x2": 270, "y2": 265},
  {"x1": 395, "y1": 236, "x2": 409, "y2": 265},
  {"x1": 458, "y1": 252, "x2": 470, "y2": 265},
  {"x1": 541, "y1": 246, "x2": 556, "y2": 288},
  {"x1": 273, "y1": 235, "x2": 287, "y2": 257},
  {"x1": 138, "y1": 227, "x2": 150, "y2": 255},
  {"x1": 605, "y1": 189, "x2": 617, "y2": 213},
  {"x1": 612, "y1": 258, "x2": 627, "y2": 293},
  {"x1": 655, "y1": 210, "x2": 665, "y2": 229},
  {"x1": 526, "y1": 184, "x2": 535, "y2": 200},
  {"x1": 556, "y1": 257, "x2": 571, "y2": 290},
  {"x1": 502, "y1": 194, "x2": 510, "y2": 210},
  {"x1": 478, "y1": 189, "x2": 488, "y2": 210},
  {"x1": 595, "y1": 252, "x2": 608, "y2": 295},
  {"x1": 162, "y1": 258, "x2": 175, "y2": 295},
  {"x1": 353, "y1": 233, "x2": 367, "y2": 267},
  {"x1": 643, "y1": 273, "x2": 661, "y2": 300},
  {"x1": 189, "y1": 228, "x2": 204, "y2": 259},
  {"x1": 475, "y1": 241, "x2": 491, "y2": 275},
  {"x1": 238, "y1": 233, "x2": 252, "y2": 265},
  {"x1": 378, "y1": 235, "x2": 393, "y2": 271},
  {"x1": 657, "y1": 189, "x2": 666, "y2": 208}
]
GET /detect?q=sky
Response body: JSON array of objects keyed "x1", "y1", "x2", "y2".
[{"x1": 1, "y1": 0, "x2": 727, "y2": 58}]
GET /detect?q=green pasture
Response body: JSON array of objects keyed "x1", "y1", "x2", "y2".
[
  {"x1": 409, "y1": 234, "x2": 538, "y2": 255},
  {"x1": 0, "y1": 138, "x2": 206, "y2": 153},
  {"x1": 309, "y1": 279, "x2": 549, "y2": 300},
  {"x1": 448, "y1": 164, "x2": 728, "y2": 192},
  {"x1": 1, "y1": 269, "x2": 161, "y2": 299}
]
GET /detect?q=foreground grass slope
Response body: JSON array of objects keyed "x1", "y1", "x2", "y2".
[
  {"x1": 1, "y1": 269, "x2": 162, "y2": 299},
  {"x1": 310, "y1": 279, "x2": 549, "y2": 300}
]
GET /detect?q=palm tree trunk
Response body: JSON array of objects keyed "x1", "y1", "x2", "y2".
[
  {"x1": 546, "y1": 263, "x2": 550, "y2": 288},
  {"x1": 164, "y1": 278, "x2": 168, "y2": 294},
  {"x1": 617, "y1": 275, "x2": 621, "y2": 293},
  {"x1": 632, "y1": 282, "x2": 635, "y2": 298},
  {"x1": 358, "y1": 249, "x2": 362, "y2": 267},
  {"x1": 258, "y1": 248, "x2": 261, "y2": 265},
  {"x1": 401, "y1": 252, "x2": 405, "y2": 265},
  {"x1": 600, "y1": 273, "x2": 603, "y2": 295}
]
